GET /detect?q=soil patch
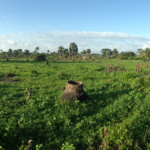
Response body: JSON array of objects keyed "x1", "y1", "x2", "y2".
[
  {"x1": 102, "y1": 65, "x2": 126, "y2": 73},
  {"x1": 0, "y1": 77, "x2": 20, "y2": 83}
]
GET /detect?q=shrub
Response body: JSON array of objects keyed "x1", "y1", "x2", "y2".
[
  {"x1": 128, "y1": 57, "x2": 133, "y2": 60},
  {"x1": 120, "y1": 51, "x2": 136, "y2": 57},
  {"x1": 121, "y1": 57, "x2": 128, "y2": 60},
  {"x1": 134, "y1": 77, "x2": 148, "y2": 87},
  {"x1": 133, "y1": 57, "x2": 139, "y2": 60},
  {"x1": 124, "y1": 72, "x2": 136, "y2": 80}
]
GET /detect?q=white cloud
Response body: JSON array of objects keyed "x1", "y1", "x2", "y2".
[
  {"x1": 1, "y1": 35, "x2": 11, "y2": 38},
  {"x1": 0, "y1": 31, "x2": 150, "y2": 53},
  {"x1": 7, "y1": 40, "x2": 17, "y2": 45}
]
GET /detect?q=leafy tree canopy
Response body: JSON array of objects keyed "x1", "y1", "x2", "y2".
[{"x1": 120, "y1": 51, "x2": 136, "y2": 57}]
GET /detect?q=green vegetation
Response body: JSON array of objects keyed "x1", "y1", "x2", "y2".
[{"x1": 1, "y1": 57, "x2": 150, "y2": 150}]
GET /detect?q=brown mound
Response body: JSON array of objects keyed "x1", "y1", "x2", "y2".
[
  {"x1": 103, "y1": 64, "x2": 126, "y2": 73},
  {"x1": 34, "y1": 54, "x2": 47, "y2": 61},
  {"x1": 60, "y1": 81, "x2": 88, "y2": 103}
]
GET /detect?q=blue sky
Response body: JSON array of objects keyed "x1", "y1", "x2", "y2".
[{"x1": 1, "y1": 0, "x2": 150, "y2": 53}]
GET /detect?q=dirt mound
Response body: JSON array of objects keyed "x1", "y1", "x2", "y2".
[
  {"x1": 103, "y1": 63, "x2": 126, "y2": 73},
  {"x1": 60, "y1": 81, "x2": 88, "y2": 103},
  {"x1": 34, "y1": 54, "x2": 47, "y2": 61}
]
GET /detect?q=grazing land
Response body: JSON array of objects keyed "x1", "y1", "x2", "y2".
[{"x1": 1, "y1": 58, "x2": 150, "y2": 150}]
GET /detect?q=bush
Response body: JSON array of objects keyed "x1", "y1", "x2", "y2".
[
  {"x1": 133, "y1": 57, "x2": 139, "y2": 60},
  {"x1": 120, "y1": 51, "x2": 136, "y2": 57},
  {"x1": 121, "y1": 56, "x2": 128, "y2": 60},
  {"x1": 124, "y1": 72, "x2": 136, "y2": 80},
  {"x1": 128, "y1": 57, "x2": 133, "y2": 60}
]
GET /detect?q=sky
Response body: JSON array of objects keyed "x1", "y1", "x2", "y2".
[{"x1": 1, "y1": 0, "x2": 150, "y2": 54}]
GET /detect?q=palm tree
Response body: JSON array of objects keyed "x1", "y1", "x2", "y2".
[
  {"x1": 69, "y1": 43, "x2": 78, "y2": 60},
  {"x1": 63, "y1": 49, "x2": 69, "y2": 57},
  {"x1": 69, "y1": 48, "x2": 72, "y2": 59},
  {"x1": 81, "y1": 50, "x2": 86, "y2": 56},
  {"x1": 47, "y1": 50, "x2": 50, "y2": 55},
  {"x1": 24, "y1": 50, "x2": 30, "y2": 59},
  {"x1": 8, "y1": 49, "x2": 12, "y2": 57},
  {"x1": 86, "y1": 49, "x2": 91, "y2": 56},
  {"x1": 35, "y1": 46, "x2": 39, "y2": 53},
  {"x1": 144, "y1": 48, "x2": 150, "y2": 61},
  {"x1": 13, "y1": 50, "x2": 18, "y2": 57},
  {"x1": 136, "y1": 48, "x2": 143, "y2": 55},
  {"x1": 106, "y1": 50, "x2": 111, "y2": 58},
  {"x1": 112, "y1": 49, "x2": 118, "y2": 58},
  {"x1": 57, "y1": 46, "x2": 64, "y2": 59},
  {"x1": 139, "y1": 50, "x2": 144, "y2": 56},
  {"x1": 17, "y1": 49, "x2": 22, "y2": 55}
]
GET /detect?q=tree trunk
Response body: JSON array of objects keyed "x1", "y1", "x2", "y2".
[
  {"x1": 147, "y1": 56, "x2": 149, "y2": 61},
  {"x1": 72, "y1": 54, "x2": 74, "y2": 60},
  {"x1": 69, "y1": 53, "x2": 71, "y2": 59}
]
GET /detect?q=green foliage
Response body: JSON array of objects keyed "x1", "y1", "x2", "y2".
[
  {"x1": 134, "y1": 77, "x2": 149, "y2": 88},
  {"x1": 29, "y1": 69, "x2": 38, "y2": 77},
  {"x1": 1, "y1": 58, "x2": 150, "y2": 150},
  {"x1": 120, "y1": 51, "x2": 136, "y2": 57},
  {"x1": 94, "y1": 67, "x2": 105, "y2": 71},
  {"x1": 128, "y1": 57, "x2": 133, "y2": 60},
  {"x1": 81, "y1": 74, "x2": 92, "y2": 80},
  {"x1": 121, "y1": 56, "x2": 128, "y2": 60},
  {"x1": 124, "y1": 72, "x2": 136, "y2": 80},
  {"x1": 61, "y1": 142, "x2": 75, "y2": 150}
]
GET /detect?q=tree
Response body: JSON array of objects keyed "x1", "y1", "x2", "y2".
[
  {"x1": 17, "y1": 49, "x2": 22, "y2": 55},
  {"x1": 8, "y1": 49, "x2": 12, "y2": 53},
  {"x1": 86, "y1": 49, "x2": 91, "y2": 56},
  {"x1": 13, "y1": 50, "x2": 18, "y2": 57},
  {"x1": 63, "y1": 49, "x2": 69, "y2": 56},
  {"x1": 136, "y1": 48, "x2": 143, "y2": 55},
  {"x1": 8, "y1": 49, "x2": 12, "y2": 57},
  {"x1": 106, "y1": 50, "x2": 111, "y2": 58},
  {"x1": 120, "y1": 51, "x2": 136, "y2": 57},
  {"x1": 144, "y1": 48, "x2": 150, "y2": 61},
  {"x1": 69, "y1": 48, "x2": 72, "y2": 59},
  {"x1": 139, "y1": 50, "x2": 145, "y2": 56},
  {"x1": 101, "y1": 48, "x2": 112, "y2": 58},
  {"x1": 112, "y1": 49, "x2": 118, "y2": 58},
  {"x1": 35, "y1": 46, "x2": 39, "y2": 53},
  {"x1": 24, "y1": 50, "x2": 30, "y2": 58},
  {"x1": 47, "y1": 50, "x2": 50, "y2": 55},
  {"x1": 57, "y1": 46, "x2": 64, "y2": 59},
  {"x1": 81, "y1": 50, "x2": 86, "y2": 55},
  {"x1": 69, "y1": 42, "x2": 78, "y2": 60}
]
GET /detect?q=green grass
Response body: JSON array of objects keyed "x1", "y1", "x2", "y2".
[{"x1": 1, "y1": 58, "x2": 150, "y2": 149}]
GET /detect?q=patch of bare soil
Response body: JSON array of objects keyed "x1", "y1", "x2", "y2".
[
  {"x1": 0, "y1": 77, "x2": 20, "y2": 83},
  {"x1": 102, "y1": 63, "x2": 126, "y2": 73}
]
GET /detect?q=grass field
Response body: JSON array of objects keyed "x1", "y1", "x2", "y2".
[{"x1": 1, "y1": 58, "x2": 150, "y2": 150}]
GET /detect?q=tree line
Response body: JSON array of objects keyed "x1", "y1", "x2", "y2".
[{"x1": 0, "y1": 42, "x2": 150, "y2": 60}]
